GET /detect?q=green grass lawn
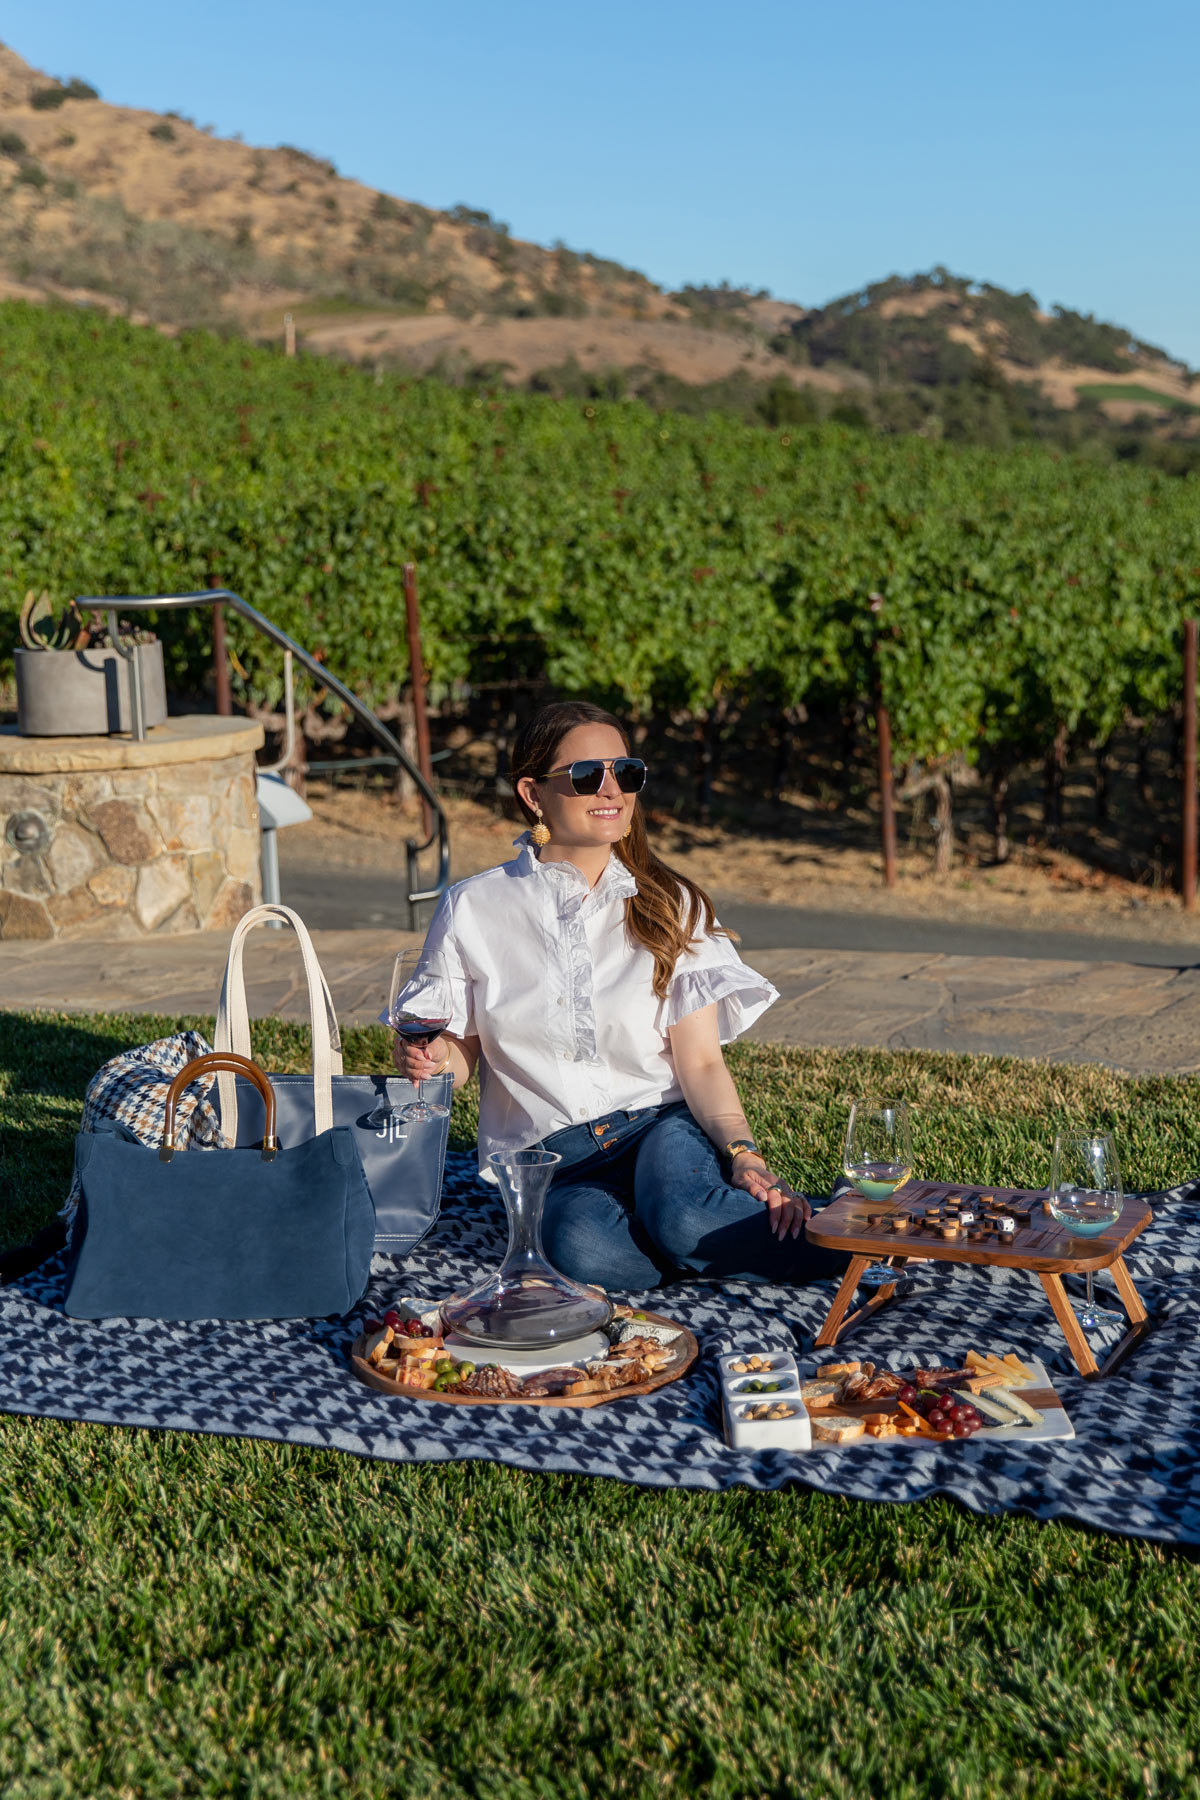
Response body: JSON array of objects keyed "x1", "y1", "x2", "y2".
[{"x1": 2, "y1": 1011, "x2": 1199, "y2": 1799}]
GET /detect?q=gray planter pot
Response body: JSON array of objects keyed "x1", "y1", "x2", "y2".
[{"x1": 15, "y1": 642, "x2": 168, "y2": 736}]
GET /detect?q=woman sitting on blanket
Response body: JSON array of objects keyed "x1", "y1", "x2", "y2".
[{"x1": 393, "y1": 700, "x2": 850, "y2": 1293}]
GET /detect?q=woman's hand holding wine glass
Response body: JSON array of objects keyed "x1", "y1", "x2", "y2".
[
  {"x1": 391, "y1": 1033, "x2": 449, "y2": 1085},
  {"x1": 370, "y1": 948, "x2": 453, "y2": 1126}
]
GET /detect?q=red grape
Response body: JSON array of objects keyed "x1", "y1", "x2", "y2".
[
  {"x1": 897, "y1": 1384, "x2": 918, "y2": 1405},
  {"x1": 364, "y1": 1318, "x2": 383, "y2": 1334},
  {"x1": 383, "y1": 1310, "x2": 403, "y2": 1330},
  {"x1": 953, "y1": 1421, "x2": 973, "y2": 1438}
]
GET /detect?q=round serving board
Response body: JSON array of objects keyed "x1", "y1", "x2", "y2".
[{"x1": 350, "y1": 1310, "x2": 699, "y2": 1408}]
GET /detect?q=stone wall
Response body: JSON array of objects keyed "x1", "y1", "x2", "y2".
[{"x1": 0, "y1": 733, "x2": 263, "y2": 939}]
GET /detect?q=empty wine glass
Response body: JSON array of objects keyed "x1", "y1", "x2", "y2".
[
  {"x1": 844, "y1": 1097, "x2": 914, "y2": 1285},
  {"x1": 368, "y1": 947, "x2": 452, "y2": 1127},
  {"x1": 1049, "y1": 1130, "x2": 1125, "y2": 1329}
]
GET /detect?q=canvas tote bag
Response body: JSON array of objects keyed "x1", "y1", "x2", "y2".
[
  {"x1": 212, "y1": 904, "x2": 451, "y2": 1257},
  {"x1": 65, "y1": 1052, "x2": 375, "y2": 1321}
]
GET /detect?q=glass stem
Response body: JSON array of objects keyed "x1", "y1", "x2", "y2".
[{"x1": 1085, "y1": 1269, "x2": 1094, "y2": 1313}]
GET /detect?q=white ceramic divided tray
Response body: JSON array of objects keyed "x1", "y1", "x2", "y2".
[
  {"x1": 719, "y1": 1350, "x2": 811, "y2": 1452},
  {"x1": 794, "y1": 1352, "x2": 1075, "y2": 1450}
]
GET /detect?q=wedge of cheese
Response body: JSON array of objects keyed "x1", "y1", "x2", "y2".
[
  {"x1": 954, "y1": 1386, "x2": 1043, "y2": 1428},
  {"x1": 801, "y1": 1378, "x2": 844, "y2": 1410},
  {"x1": 988, "y1": 1385, "x2": 1044, "y2": 1427},
  {"x1": 954, "y1": 1387, "x2": 1023, "y2": 1427}
]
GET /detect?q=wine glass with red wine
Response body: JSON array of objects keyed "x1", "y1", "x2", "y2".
[{"x1": 372, "y1": 947, "x2": 452, "y2": 1126}]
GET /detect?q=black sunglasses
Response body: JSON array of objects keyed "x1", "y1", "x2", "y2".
[{"x1": 541, "y1": 757, "x2": 648, "y2": 796}]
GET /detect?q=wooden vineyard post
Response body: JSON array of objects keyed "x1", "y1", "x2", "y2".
[
  {"x1": 870, "y1": 593, "x2": 897, "y2": 889},
  {"x1": 403, "y1": 562, "x2": 434, "y2": 839},
  {"x1": 284, "y1": 312, "x2": 296, "y2": 358},
  {"x1": 212, "y1": 602, "x2": 232, "y2": 716},
  {"x1": 876, "y1": 702, "x2": 898, "y2": 890},
  {"x1": 1183, "y1": 618, "x2": 1197, "y2": 910}
]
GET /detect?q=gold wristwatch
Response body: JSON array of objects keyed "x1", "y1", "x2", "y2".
[{"x1": 725, "y1": 1139, "x2": 761, "y2": 1164}]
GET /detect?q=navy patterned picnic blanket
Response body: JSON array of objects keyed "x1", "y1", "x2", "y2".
[{"x1": 1, "y1": 1156, "x2": 1197, "y2": 1547}]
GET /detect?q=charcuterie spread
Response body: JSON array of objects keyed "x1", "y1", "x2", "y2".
[
  {"x1": 800, "y1": 1346, "x2": 1073, "y2": 1446},
  {"x1": 721, "y1": 1344, "x2": 1073, "y2": 1451},
  {"x1": 351, "y1": 1296, "x2": 698, "y2": 1407}
]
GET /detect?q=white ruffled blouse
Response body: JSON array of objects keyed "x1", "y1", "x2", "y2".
[{"x1": 417, "y1": 837, "x2": 778, "y2": 1178}]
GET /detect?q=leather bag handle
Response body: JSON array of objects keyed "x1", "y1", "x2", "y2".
[{"x1": 161, "y1": 1053, "x2": 277, "y2": 1162}]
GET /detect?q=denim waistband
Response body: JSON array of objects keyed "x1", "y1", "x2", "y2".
[{"x1": 541, "y1": 1101, "x2": 687, "y2": 1176}]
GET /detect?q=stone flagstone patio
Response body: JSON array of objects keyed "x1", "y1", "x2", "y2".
[{"x1": 1, "y1": 932, "x2": 1198, "y2": 1076}]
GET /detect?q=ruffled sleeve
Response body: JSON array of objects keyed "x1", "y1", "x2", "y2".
[
  {"x1": 381, "y1": 888, "x2": 477, "y2": 1039},
  {"x1": 660, "y1": 927, "x2": 779, "y2": 1043}
]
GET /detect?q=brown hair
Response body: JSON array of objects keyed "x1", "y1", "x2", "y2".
[{"x1": 510, "y1": 700, "x2": 727, "y2": 998}]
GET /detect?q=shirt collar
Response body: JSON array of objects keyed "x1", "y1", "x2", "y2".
[{"x1": 512, "y1": 833, "x2": 638, "y2": 906}]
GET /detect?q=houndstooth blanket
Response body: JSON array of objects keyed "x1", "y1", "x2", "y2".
[{"x1": 1, "y1": 1156, "x2": 1196, "y2": 1546}]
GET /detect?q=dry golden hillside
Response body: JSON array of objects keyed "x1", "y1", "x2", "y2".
[
  {"x1": 0, "y1": 40, "x2": 1194, "y2": 436},
  {"x1": 0, "y1": 42, "x2": 819, "y2": 391}
]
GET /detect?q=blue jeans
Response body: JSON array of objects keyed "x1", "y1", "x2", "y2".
[{"x1": 538, "y1": 1103, "x2": 852, "y2": 1293}]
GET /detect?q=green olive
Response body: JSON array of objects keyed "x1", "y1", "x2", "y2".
[{"x1": 459, "y1": 1362, "x2": 476, "y2": 1379}]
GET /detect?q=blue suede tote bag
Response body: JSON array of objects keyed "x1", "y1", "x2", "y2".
[
  {"x1": 212, "y1": 905, "x2": 449, "y2": 1258},
  {"x1": 65, "y1": 1052, "x2": 375, "y2": 1322}
]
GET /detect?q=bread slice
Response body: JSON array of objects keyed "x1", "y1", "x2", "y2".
[
  {"x1": 812, "y1": 1414, "x2": 867, "y2": 1444},
  {"x1": 364, "y1": 1326, "x2": 394, "y2": 1365},
  {"x1": 816, "y1": 1360, "x2": 861, "y2": 1379}
]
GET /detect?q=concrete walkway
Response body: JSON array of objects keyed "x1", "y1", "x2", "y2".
[
  {"x1": 275, "y1": 855, "x2": 1200, "y2": 967},
  {"x1": 2, "y1": 931, "x2": 1200, "y2": 1076}
]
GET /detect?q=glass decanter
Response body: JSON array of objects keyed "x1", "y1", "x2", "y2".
[{"x1": 440, "y1": 1151, "x2": 613, "y2": 1349}]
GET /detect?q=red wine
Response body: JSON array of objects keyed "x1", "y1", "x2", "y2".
[{"x1": 392, "y1": 1009, "x2": 450, "y2": 1046}]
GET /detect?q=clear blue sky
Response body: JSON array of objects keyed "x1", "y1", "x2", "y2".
[{"x1": 6, "y1": 0, "x2": 1200, "y2": 363}]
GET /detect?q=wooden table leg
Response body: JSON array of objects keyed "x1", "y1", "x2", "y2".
[
  {"x1": 813, "y1": 1256, "x2": 911, "y2": 1349},
  {"x1": 1097, "y1": 1255, "x2": 1158, "y2": 1375},
  {"x1": 814, "y1": 1257, "x2": 870, "y2": 1348},
  {"x1": 1108, "y1": 1256, "x2": 1148, "y2": 1325},
  {"x1": 1038, "y1": 1272, "x2": 1100, "y2": 1377}
]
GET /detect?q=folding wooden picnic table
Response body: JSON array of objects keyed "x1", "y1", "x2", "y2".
[{"x1": 805, "y1": 1181, "x2": 1155, "y2": 1378}]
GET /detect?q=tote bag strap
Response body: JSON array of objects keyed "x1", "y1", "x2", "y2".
[{"x1": 214, "y1": 903, "x2": 340, "y2": 1140}]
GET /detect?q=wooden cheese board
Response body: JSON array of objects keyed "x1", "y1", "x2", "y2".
[
  {"x1": 350, "y1": 1309, "x2": 699, "y2": 1409},
  {"x1": 798, "y1": 1355, "x2": 1074, "y2": 1449}
]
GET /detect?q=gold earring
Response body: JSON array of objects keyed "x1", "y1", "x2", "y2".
[{"x1": 531, "y1": 809, "x2": 551, "y2": 847}]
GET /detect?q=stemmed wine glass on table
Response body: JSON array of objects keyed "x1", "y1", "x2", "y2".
[
  {"x1": 367, "y1": 948, "x2": 453, "y2": 1128},
  {"x1": 843, "y1": 1097, "x2": 914, "y2": 1286},
  {"x1": 1049, "y1": 1130, "x2": 1125, "y2": 1329}
]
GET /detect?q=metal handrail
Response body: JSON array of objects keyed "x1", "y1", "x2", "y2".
[{"x1": 75, "y1": 588, "x2": 451, "y2": 922}]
